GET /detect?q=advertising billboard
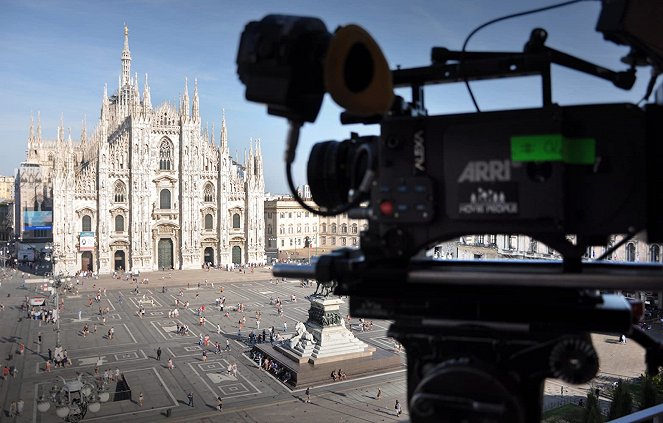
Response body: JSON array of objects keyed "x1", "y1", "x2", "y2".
[
  {"x1": 80, "y1": 231, "x2": 95, "y2": 251},
  {"x1": 23, "y1": 210, "x2": 53, "y2": 230},
  {"x1": 19, "y1": 162, "x2": 53, "y2": 236}
]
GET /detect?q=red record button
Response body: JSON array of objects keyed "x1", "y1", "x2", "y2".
[{"x1": 379, "y1": 200, "x2": 394, "y2": 216}]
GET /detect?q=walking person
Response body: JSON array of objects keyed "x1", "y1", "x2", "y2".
[
  {"x1": 156, "y1": 347, "x2": 162, "y2": 360},
  {"x1": 216, "y1": 396, "x2": 223, "y2": 411},
  {"x1": 395, "y1": 399, "x2": 402, "y2": 416},
  {"x1": 187, "y1": 391, "x2": 194, "y2": 407},
  {"x1": 139, "y1": 392, "x2": 144, "y2": 406},
  {"x1": 168, "y1": 358, "x2": 174, "y2": 369},
  {"x1": 305, "y1": 386, "x2": 311, "y2": 403},
  {"x1": 376, "y1": 387, "x2": 382, "y2": 400}
]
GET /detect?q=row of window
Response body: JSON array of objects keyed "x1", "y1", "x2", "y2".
[
  {"x1": 275, "y1": 211, "x2": 311, "y2": 219},
  {"x1": 80, "y1": 212, "x2": 242, "y2": 233},
  {"x1": 270, "y1": 237, "x2": 358, "y2": 248},
  {"x1": 113, "y1": 180, "x2": 216, "y2": 204}
]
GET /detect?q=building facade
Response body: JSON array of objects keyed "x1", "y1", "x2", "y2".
[
  {"x1": 18, "y1": 26, "x2": 265, "y2": 274},
  {"x1": 264, "y1": 192, "x2": 366, "y2": 262}
]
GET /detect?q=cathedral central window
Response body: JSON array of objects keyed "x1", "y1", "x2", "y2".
[
  {"x1": 114, "y1": 180, "x2": 126, "y2": 203},
  {"x1": 159, "y1": 139, "x2": 173, "y2": 170}
]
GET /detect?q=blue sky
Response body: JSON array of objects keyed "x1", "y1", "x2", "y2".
[{"x1": 0, "y1": 0, "x2": 648, "y2": 194}]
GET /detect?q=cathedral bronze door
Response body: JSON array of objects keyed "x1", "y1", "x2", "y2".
[
  {"x1": 158, "y1": 238, "x2": 173, "y2": 270},
  {"x1": 204, "y1": 247, "x2": 214, "y2": 266},
  {"x1": 232, "y1": 246, "x2": 241, "y2": 265},
  {"x1": 114, "y1": 250, "x2": 125, "y2": 271},
  {"x1": 81, "y1": 251, "x2": 93, "y2": 272}
]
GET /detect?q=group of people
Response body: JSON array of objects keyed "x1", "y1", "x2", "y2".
[
  {"x1": 331, "y1": 369, "x2": 347, "y2": 381},
  {"x1": 7, "y1": 399, "x2": 25, "y2": 418},
  {"x1": 175, "y1": 322, "x2": 190, "y2": 336},
  {"x1": 251, "y1": 350, "x2": 292, "y2": 384}
]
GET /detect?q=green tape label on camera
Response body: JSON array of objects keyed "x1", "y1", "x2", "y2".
[{"x1": 510, "y1": 134, "x2": 595, "y2": 164}]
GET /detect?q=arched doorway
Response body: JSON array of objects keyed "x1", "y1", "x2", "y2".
[
  {"x1": 114, "y1": 250, "x2": 125, "y2": 271},
  {"x1": 81, "y1": 251, "x2": 93, "y2": 272},
  {"x1": 204, "y1": 247, "x2": 214, "y2": 266},
  {"x1": 158, "y1": 238, "x2": 173, "y2": 270},
  {"x1": 232, "y1": 246, "x2": 241, "y2": 265}
]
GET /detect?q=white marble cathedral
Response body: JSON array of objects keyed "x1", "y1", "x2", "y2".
[{"x1": 22, "y1": 26, "x2": 266, "y2": 274}]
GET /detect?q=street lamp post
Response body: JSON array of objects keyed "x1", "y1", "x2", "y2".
[{"x1": 37, "y1": 374, "x2": 110, "y2": 422}]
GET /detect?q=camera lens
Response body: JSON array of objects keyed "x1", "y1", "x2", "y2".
[{"x1": 307, "y1": 136, "x2": 376, "y2": 209}]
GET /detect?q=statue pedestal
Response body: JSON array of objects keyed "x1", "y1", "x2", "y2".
[
  {"x1": 275, "y1": 296, "x2": 374, "y2": 364},
  {"x1": 257, "y1": 295, "x2": 401, "y2": 388},
  {"x1": 306, "y1": 297, "x2": 375, "y2": 364}
]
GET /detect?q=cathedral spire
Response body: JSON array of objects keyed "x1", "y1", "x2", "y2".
[
  {"x1": 101, "y1": 84, "x2": 109, "y2": 122},
  {"x1": 37, "y1": 111, "x2": 42, "y2": 144},
  {"x1": 81, "y1": 115, "x2": 87, "y2": 144},
  {"x1": 182, "y1": 77, "x2": 190, "y2": 119},
  {"x1": 143, "y1": 73, "x2": 151, "y2": 109},
  {"x1": 121, "y1": 24, "x2": 132, "y2": 86},
  {"x1": 58, "y1": 113, "x2": 65, "y2": 143},
  {"x1": 28, "y1": 113, "x2": 35, "y2": 146},
  {"x1": 248, "y1": 139, "x2": 254, "y2": 176},
  {"x1": 192, "y1": 78, "x2": 200, "y2": 122},
  {"x1": 220, "y1": 109, "x2": 228, "y2": 153},
  {"x1": 256, "y1": 138, "x2": 263, "y2": 173},
  {"x1": 211, "y1": 122, "x2": 216, "y2": 145}
]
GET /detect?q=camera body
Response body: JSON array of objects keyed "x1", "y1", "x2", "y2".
[{"x1": 364, "y1": 103, "x2": 662, "y2": 260}]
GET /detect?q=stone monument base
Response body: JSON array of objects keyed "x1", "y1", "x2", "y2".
[
  {"x1": 251, "y1": 342, "x2": 402, "y2": 388},
  {"x1": 249, "y1": 295, "x2": 402, "y2": 388}
]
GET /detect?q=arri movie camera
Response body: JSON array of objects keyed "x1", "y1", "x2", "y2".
[{"x1": 237, "y1": 1, "x2": 663, "y2": 421}]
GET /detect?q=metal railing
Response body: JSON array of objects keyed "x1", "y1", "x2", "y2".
[{"x1": 609, "y1": 403, "x2": 663, "y2": 422}]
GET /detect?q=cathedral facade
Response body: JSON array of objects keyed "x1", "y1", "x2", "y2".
[{"x1": 20, "y1": 26, "x2": 265, "y2": 274}]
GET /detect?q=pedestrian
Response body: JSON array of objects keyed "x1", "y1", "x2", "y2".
[
  {"x1": 305, "y1": 386, "x2": 311, "y2": 403},
  {"x1": 168, "y1": 358, "x2": 174, "y2": 370},
  {"x1": 139, "y1": 392, "x2": 144, "y2": 406},
  {"x1": 187, "y1": 391, "x2": 194, "y2": 407},
  {"x1": 395, "y1": 400, "x2": 402, "y2": 416},
  {"x1": 225, "y1": 339, "x2": 231, "y2": 351},
  {"x1": 48, "y1": 348, "x2": 52, "y2": 361},
  {"x1": 217, "y1": 396, "x2": 223, "y2": 411},
  {"x1": 115, "y1": 367, "x2": 120, "y2": 380},
  {"x1": 283, "y1": 321, "x2": 287, "y2": 332},
  {"x1": 9, "y1": 400, "x2": 16, "y2": 417},
  {"x1": 156, "y1": 347, "x2": 162, "y2": 360},
  {"x1": 217, "y1": 324, "x2": 221, "y2": 334},
  {"x1": 16, "y1": 398, "x2": 24, "y2": 415},
  {"x1": 202, "y1": 350, "x2": 208, "y2": 362},
  {"x1": 376, "y1": 387, "x2": 382, "y2": 400}
]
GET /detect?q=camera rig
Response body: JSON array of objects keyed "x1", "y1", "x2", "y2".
[{"x1": 237, "y1": 2, "x2": 663, "y2": 421}]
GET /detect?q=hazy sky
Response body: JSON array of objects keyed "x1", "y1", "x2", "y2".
[{"x1": 0, "y1": 0, "x2": 649, "y2": 194}]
